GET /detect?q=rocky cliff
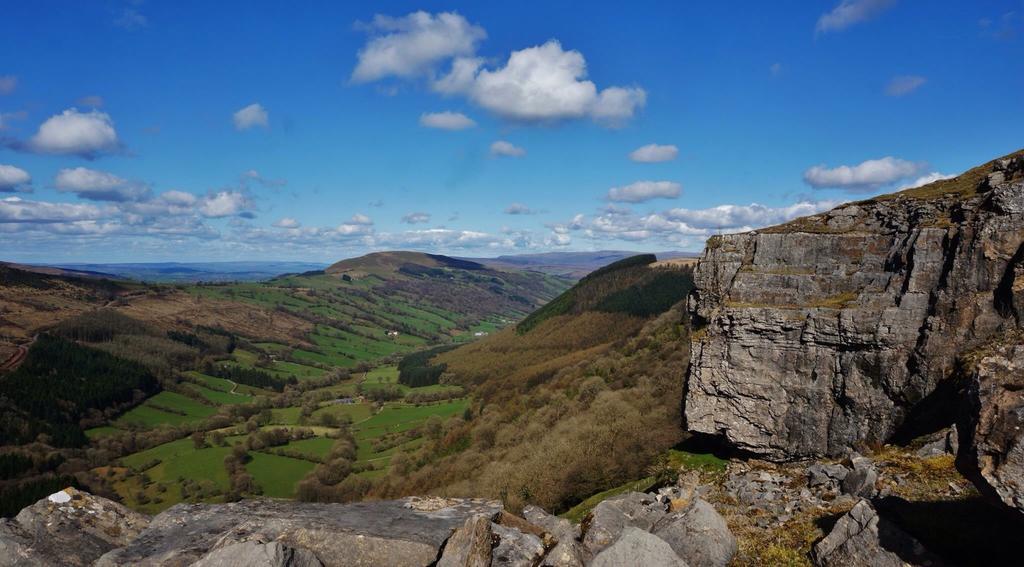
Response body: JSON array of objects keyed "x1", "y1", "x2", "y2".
[{"x1": 685, "y1": 151, "x2": 1024, "y2": 462}]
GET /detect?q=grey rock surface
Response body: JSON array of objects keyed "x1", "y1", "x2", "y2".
[
  {"x1": 652, "y1": 498, "x2": 736, "y2": 567},
  {"x1": 436, "y1": 513, "x2": 495, "y2": 567},
  {"x1": 685, "y1": 153, "x2": 1024, "y2": 460},
  {"x1": 590, "y1": 527, "x2": 688, "y2": 567},
  {"x1": 957, "y1": 342, "x2": 1024, "y2": 515},
  {"x1": 96, "y1": 496, "x2": 501, "y2": 567},
  {"x1": 812, "y1": 500, "x2": 940, "y2": 567},
  {"x1": 915, "y1": 425, "x2": 958, "y2": 458},
  {"x1": 489, "y1": 522, "x2": 545, "y2": 566},
  {"x1": 0, "y1": 487, "x2": 149, "y2": 567},
  {"x1": 190, "y1": 541, "x2": 323, "y2": 567},
  {"x1": 840, "y1": 456, "x2": 878, "y2": 498},
  {"x1": 581, "y1": 491, "x2": 667, "y2": 555}
]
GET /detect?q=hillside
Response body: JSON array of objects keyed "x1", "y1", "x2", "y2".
[
  {"x1": 350, "y1": 254, "x2": 697, "y2": 513},
  {"x1": 463, "y1": 250, "x2": 699, "y2": 278},
  {"x1": 0, "y1": 252, "x2": 569, "y2": 517}
]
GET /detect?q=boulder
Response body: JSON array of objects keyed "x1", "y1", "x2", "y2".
[
  {"x1": 652, "y1": 498, "x2": 736, "y2": 567},
  {"x1": 957, "y1": 342, "x2": 1024, "y2": 515},
  {"x1": 437, "y1": 514, "x2": 495, "y2": 567},
  {"x1": 191, "y1": 541, "x2": 323, "y2": 567},
  {"x1": 807, "y1": 463, "x2": 849, "y2": 490},
  {"x1": 840, "y1": 456, "x2": 878, "y2": 498},
  {"x1": 581, "y1": 492, "x2": 667, "y2": 555},
  {"x1": 915, "y1": 425, "x2": 958, "y2": 458},
  {"x1": 489, "y1": 522, "x2": 545, "y2": 566},
  {"x1": 812, "y1": 500, "x2": 940, "y2": 567},
  {"x1": 590, "y1": 527, "x2": 688, "y2": 567},
  {"x1": 684, "y1": 153, "x2": 1024, "y2": 461},
  {"x1": 96, "y1": 496, "x2": 501, "y2": 567},
  {"x1": 521, "y1": 505, "x2": 578, "y2": 541},
  {"x1": 0, "y1": 487, "x2": 149, "y2": 567}
]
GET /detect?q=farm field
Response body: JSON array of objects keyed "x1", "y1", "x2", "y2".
[{"x1": 246, "y1": 452, "x2": 317, "y2": 498}]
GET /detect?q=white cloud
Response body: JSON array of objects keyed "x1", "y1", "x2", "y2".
[
  {"x1": 114, "y1": 8, "x2": 147, "y2": 30},
  {"x1": 199, "y1": 191, "x2": 253, "y2": 218},
  {"x1": 349, "y1": 213, "x2": 373, "y2": 225},
  {"x1": 54, "y1": 167, "x2": 149, "y2": 202},
  {"x1": 240, "y1": 169, "x2": 286, "y2": 187},
  {"x1": 664, "y1": 201, "x2": 842, "y2": 230},
  {"x1": 419, "y1": 111, "x2": 476, "y2": 130},
  {"x1": 27, "y1": 108, "x2": 121, "y2": 158},
  {"x1": 0, "y1": 196, "x2": 107, "y2": 223},
  {"x1": 233, "y1": 103, "x2": 269, "y2": 130},
  {"x1": 770, "y1": 63, "x2": 783, "y2": 76},
  {"x1": 803, "y1": 157, "x2": 925, "y2": 191},
  {"x1": 0, "y1": 76, "x2": 17, "y2": 95},
  {"x1": 441, "y1": 40, "x2": 645, "y2": 125},
  {"x1": 885, "y1": 75, "x2": 927, "y2": 96},
  {"x1": 504, "y1": 203, "x2": 536, "y2": 215},
  {"x1": 629, "y1": 143, "x2": 678, "y2": 163},
  {"x1": 401, "y1": 211, "x2": 431, "y2": 224},
  {"x1": 896, "y1": 172, "x2": 954, "y2": 191},
  {"x1": 607, "y1": 180, "x2": 681, "y2": 203},
  {"x1": 351, "y1": 11, "x2": 486, "y2": 83},
  {"x1": 0, "y1": 165, "x2": 31, "y2": 193},
  {"x1": 273, "y1": 217, "x2": 300, "y2": 228},
  {"x1": 490, "y1": 140, "x2": 526, "y2": 157},
  {"x1": 816, "y1": 0, "x2": 895, "y2": 34}
]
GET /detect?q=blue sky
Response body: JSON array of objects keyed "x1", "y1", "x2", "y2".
[{"x1": 0, "y1": 0, "x2": 1021, "y2": 263}]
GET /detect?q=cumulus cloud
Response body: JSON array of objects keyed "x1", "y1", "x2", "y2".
[
  {"x1": 199, "y1": 191, "x2": 254, "y2": 218},
  {"x1": 440, "y1": 40, "x2": 645, "y2": 125},
  {"x1": 240, "y1": 169, "x2": 286, "y2": 188},
  {"x1": 504, "y1": 203, "x2": 537, "y2": 215},
  {"x1": 629, "y1": 143, "x2": 678, "y2": 163},
  {"x1": 606, "y1": 180, "x2": 681, "y2": 203},
  {"x1": 885, "y1": 75, "x2": 927, "y2": 96},
  {"x1": 233, "y1": 103, "x2": 269, "y2": 130},
  {"x1": 352, "y1": 11, "x2": 485, "y2": 83},
  {"x1": 0, "y1": 76, "x2": 16, "y2": 95},
  {"x1": 0, "y1": 165, "x2": 31, "y2": 193},
  {"x1": 273, "y1": 217, "x2": 300, "y2": 228},
  {"x1": 896, "y1": 172, "x2": 954, "y2": 191},
  {"x1": 816, "y1": 0, "x2": 895, "y2": 35},
  {"x1": 54, "y1": 167, "x2": 150, "y2": 202},
  {"x1": 349, "y1": 213, "x2": 373, "y2": 225},
  {"x1": 664, "y1": 201, "x2": 842, "y2": 230},
  {"x1": 419, "y1": 111, "x2": 476, "y2": 130},
  {"x1": 401, "y1": 211, "x2": 431, "y2": 224},
  {"x1": 803, "y1": 157, "x2": 925, "y2": 191},
  {"x1": 26, "y1": 108, "x2": 121, "y2": 158},
  {"x1": 490, "y1": 140, "x2": 526, "y2": 157}
]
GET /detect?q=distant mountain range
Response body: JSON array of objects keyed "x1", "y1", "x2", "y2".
[{"x1": 42, "y1": 261, "x2": 329, "y2": 283}]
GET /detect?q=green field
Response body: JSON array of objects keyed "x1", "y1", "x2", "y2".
[
  {"x1": 246, "y1": 452, "x2": 316, "y2": 498},
  {"x1": 115, "y1": 391, "x2": 216, "y2": 428},
  {"x1": 354, "y1": 400, "x2": 468, "y2": 442},
  {"x1": 85, "y1": 426, "x2": 122, "y2": 439},
  {"x1": 279, "y1": 436, "x2": 337, "y2": 459}
]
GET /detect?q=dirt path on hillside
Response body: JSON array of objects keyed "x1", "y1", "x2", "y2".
[{"x1": 0, "y1": 335, "x2": 35, "y2": 373}]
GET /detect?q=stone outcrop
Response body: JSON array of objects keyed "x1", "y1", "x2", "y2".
[
  {"x1": 1, "y1": 485, "x2": 739, "y2": 567},
  {"x1": 956, "y1": 341, "x2": 1024, "y2": 514},
  {"x1": 97, "y1": 496, "x2": 501, "y2": 567},
  {"x1": 685, "y1": 151, "x2": 1024, "y2": 460},
  {"x1": 0, "y1": 487, "x2": 148, "y2": 567}
]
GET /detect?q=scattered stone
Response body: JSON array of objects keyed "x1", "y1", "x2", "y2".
[
  {"x1": 522, "y1": 505, "x2": 578, "y2": 541},
  {"x1": 191, "y1": 541, "x2": 323, "y2": 567},
  {"x1": 0, "y1": 487, "x2": 149, "y2": 567},
  {"x1": 812, "y1": 500, "x2": 941, "y2": 567},
  {"x1": 590, "y1": 527, "x2": 688, "y2": 567},
  {"x1": 653, "y1": 498, "x2": 736, "y2": 567}
]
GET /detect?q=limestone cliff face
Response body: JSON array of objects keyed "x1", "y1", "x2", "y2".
[{"x1": 685, "y1": 152, "x2": 1024, "y2": 461}]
